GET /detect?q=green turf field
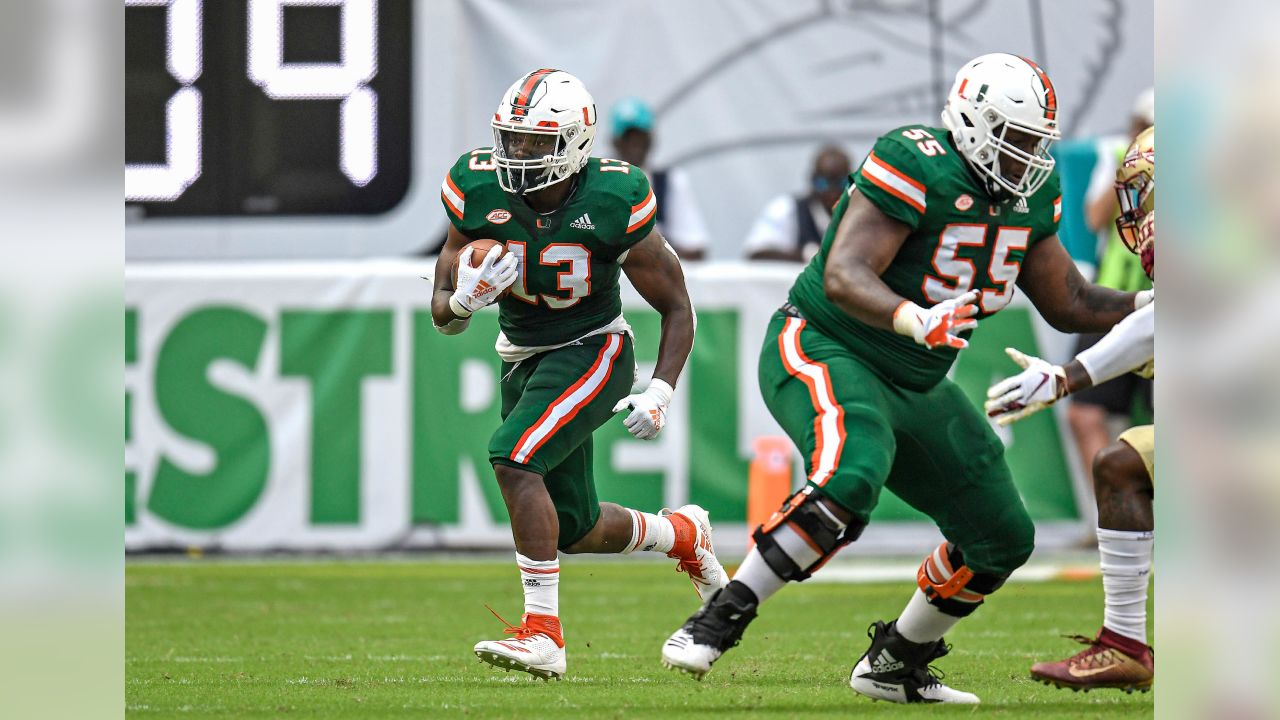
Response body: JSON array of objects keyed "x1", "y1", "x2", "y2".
[{"x1": 126, "y1": 559, "x2": 1152, "y2": 718}]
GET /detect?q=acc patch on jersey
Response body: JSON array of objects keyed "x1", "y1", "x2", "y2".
[{"x1": 486, "y1": 209, "x2": 513, "y2": 224}]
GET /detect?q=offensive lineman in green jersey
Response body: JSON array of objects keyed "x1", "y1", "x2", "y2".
[
  {"x1": 431, "y1": 69, "x2": 726, "y2": 680},
  {"x1": 662, "y1": 54, "x2": 1152, "y2": 703}
]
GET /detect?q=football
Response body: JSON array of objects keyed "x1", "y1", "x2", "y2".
[{"x1": 452, "y1": 238, "x2": 512, "y2": 298}]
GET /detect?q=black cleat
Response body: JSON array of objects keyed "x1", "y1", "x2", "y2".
[
  {"x1": 660, "y1": 581, "x2": 759, "y2": 679},
  {"x1": 848, "y1": 620, "x2": 980, "y2": 704}
]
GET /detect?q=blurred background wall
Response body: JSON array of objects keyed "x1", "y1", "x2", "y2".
[{"x1": 126, "y1": 0, "x2": 1154, "y2": 261}]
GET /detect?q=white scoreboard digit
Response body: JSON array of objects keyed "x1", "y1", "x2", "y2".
[
  {"x1": 124, "y1": 0, "x2": 410, "y2": 215},
  {"x1": 124, "y1": 0, "x2": 203, "y2": 202},
  {"x1": 247, "y1": 0, "x2": 378, "y2": 187}
]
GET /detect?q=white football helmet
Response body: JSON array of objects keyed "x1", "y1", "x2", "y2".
[
  {"x1": 941, "y1": 53, "x2": 1062, "y2": 199},
  {"x1": 491, "y1": 69, "x2": 598, "y2": 194}
]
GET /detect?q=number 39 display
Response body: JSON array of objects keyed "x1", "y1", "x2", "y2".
[{"x1": 125, "y1": 0, "x2": 411, "y2": 216}]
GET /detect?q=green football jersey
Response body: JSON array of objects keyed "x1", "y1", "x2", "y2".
[
  {"x1": 789, "y1": 124, "x2": 1063, "y2": 390},
  {"x1": 441, "y1": 149, "x2": 658, "y2": 347}
]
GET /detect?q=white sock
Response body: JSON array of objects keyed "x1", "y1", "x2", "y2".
[
  {"x1": 622, "y1": 509, "x2": 676, "y2": 554},
  {"x1": 1097, "y1": 527, "x2": 1153, "y2": 644},
  {"x1": 733, "y1": 548, "x2": 788, "y2": 603},
  {"x1": 895, "y1": 588, "x2": 961, "y2": 644},
  {"x1": 516, "y1": 553, "x2": 559, "y2": 617}
]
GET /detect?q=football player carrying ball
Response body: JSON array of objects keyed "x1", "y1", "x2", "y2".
[{"x1": 432, "y1": 69, "x2": 726, "y2": 680}]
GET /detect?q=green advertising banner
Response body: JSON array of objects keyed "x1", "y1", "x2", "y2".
[{"x1": 125, "y1": 261, "x2": 1084, "y2": 553}]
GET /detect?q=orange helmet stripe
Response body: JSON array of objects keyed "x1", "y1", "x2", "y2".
[
  {"x1": 512, "y1": 68, "x2": 557, "y2": 116},
  {"x1": 1018, "y1": 56, "x2": 1057, "y2": 120}
]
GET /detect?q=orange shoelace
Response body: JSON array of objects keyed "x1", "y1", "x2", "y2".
[
  {"x1": 486, "y1": 604, "x2": 538, "y2": 640},
  {"x1": 485, "y1": 604, "x2": 564, "y2": 646},
  {"x1": 670, "y1": 555, "x2": 706, "y2": 580}
]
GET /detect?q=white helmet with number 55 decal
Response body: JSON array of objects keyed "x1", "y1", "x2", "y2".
[
  {"x1": 491, "y1": 69, "x2": 598, "y2": 195},
  {"x1": 941, "y1": 53, "x2": 1062, "y2": 200}
]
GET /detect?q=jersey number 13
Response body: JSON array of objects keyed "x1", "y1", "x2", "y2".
[{"x1": 506, "y1": 242, "x2": 591, "y2": 309}]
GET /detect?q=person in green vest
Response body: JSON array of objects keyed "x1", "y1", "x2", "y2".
[{"x1": 1067, "y1": 88, "x2": 1154, "y2": 496}]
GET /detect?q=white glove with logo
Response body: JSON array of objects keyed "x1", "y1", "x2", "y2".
[
  {"x1": 984, "y1": 347, "x2": 1068, "y2": 426},
  {"x1": 449, "y1": 246, "x2": 518, "y2": 318},
  {"x1": 892, "y1": 290, "x2": 980, "y2": 350},
  {"x1": 612, "y1": 379, "x2": 674, "y2": 441}
]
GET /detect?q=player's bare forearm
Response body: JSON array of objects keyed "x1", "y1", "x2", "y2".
[
  {"x1": 822, "y1": 190, "x2": 912, "y2": 330},
  {"x1": 650, "y1": 308, "x2": 695, "y2": 387},
  {"x1": 623, "y1": 230, "x2": 695, "y2": 387},
  {"x1": 1062, "y1": 358, "x2": 1094, "y2": 395},
  {"x1": 825, "y1": 261, "x2": 904, "y2": 330},
  {"x1": 1017, "y1": 234, "x2": 1137, "y2": 333},
  {"x1": 430, "y1": 226, "x2": 472, "y2": 326},
  {"x1": 1062, "y1": 268, "x2": 1137, "y2": 331}
]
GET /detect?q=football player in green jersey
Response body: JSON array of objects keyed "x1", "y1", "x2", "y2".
[
  {"x1": 430, "y1": 69, "x2": 726, "y2": 680},
  {"x1": 663, "y1": 54, "x2": 1151, "y2": 703}
]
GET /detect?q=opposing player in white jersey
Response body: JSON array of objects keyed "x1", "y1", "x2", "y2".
[{"x1": 985, "y1": 126, "x2": 1156, "y2": 693}]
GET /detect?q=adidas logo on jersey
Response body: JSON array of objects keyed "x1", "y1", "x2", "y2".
[
  {"x1": 569, "y1": 213, "x2": 596, "y2": 230},
  {"x1": 869, "y1": 649, "x2": 905, "y2": 674},
  {"x1": 1013, "y1": 197, "x2": 1030, "y2": 214}
]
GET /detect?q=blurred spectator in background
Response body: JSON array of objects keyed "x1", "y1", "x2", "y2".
[
  {"x1": 1068, "y1": 88, "x2": 1156, "y2": 488},
  {"x1": 744, "y1": 144, "x2": 852, "y2": 262},
  {"x1": 610, "y1": 97, "x2": 710, "y2": 260}
]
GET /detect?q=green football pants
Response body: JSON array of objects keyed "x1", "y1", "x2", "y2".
[
  {"x1": 758, "y1": 312, "x2": 1034, "y2": 575},
  {"x1": 489, "y1": 332, "x2": 636, "y2": 549}
]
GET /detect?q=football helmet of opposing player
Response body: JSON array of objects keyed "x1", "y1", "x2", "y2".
[
  {"x1": 942, "y1": 53, "x2": 1062, "y2": 200},
  {"x1": 1115, "y1": 125, "x2": 1155, "y2": 254},
  {"x1": 1136, "y1": 211, "x2": 1155, "y2": 281},
  {"x1": 491, "y1": 69, "x2": 598, "y2": 194}
]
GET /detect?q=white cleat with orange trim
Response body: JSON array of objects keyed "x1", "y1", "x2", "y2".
[
  {"x1": 473, "y1": 612, "x2": 566, "y2": 680},
  {"x1": 662, "y1": 504, "x2": 729, "y2": 601}
]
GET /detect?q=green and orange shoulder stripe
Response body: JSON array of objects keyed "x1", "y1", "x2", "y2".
[
  {"x1": 853, "y1": 129, "x2": 932, "y2": 229},
  {"x1": 624, "y1": 175, "x2": 657, "y2": 236},
  {"x1": 441, "y1": 148, "x2": 503, "y2": 233},
  {"x1": 577, "y1": 157, "x2": 658, "y2": 247}
]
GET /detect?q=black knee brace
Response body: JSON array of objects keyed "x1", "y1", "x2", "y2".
[
  {"x1": 751, "y1": 488, "x2": 866, "y2": 582},
  {"x1": 917, "y1": 542, "x2": 1009, "y2": 618}
]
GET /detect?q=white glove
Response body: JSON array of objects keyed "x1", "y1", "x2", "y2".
[
  {"x1": 984, "y1": 347, "x2": 1068, "y2": 426},
  {"x1": 612, "y1": 379, "x2": 674, "y2": 441},
  {"x1": 1134, "y1": 288, "x2": 1154, "y2": 310},
  {"x1": 449, "y1": 246, "x2": 518, "y2": 318},
  {"x1": 892, "y1": 290, "x2": 980, "y2": 350}
]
